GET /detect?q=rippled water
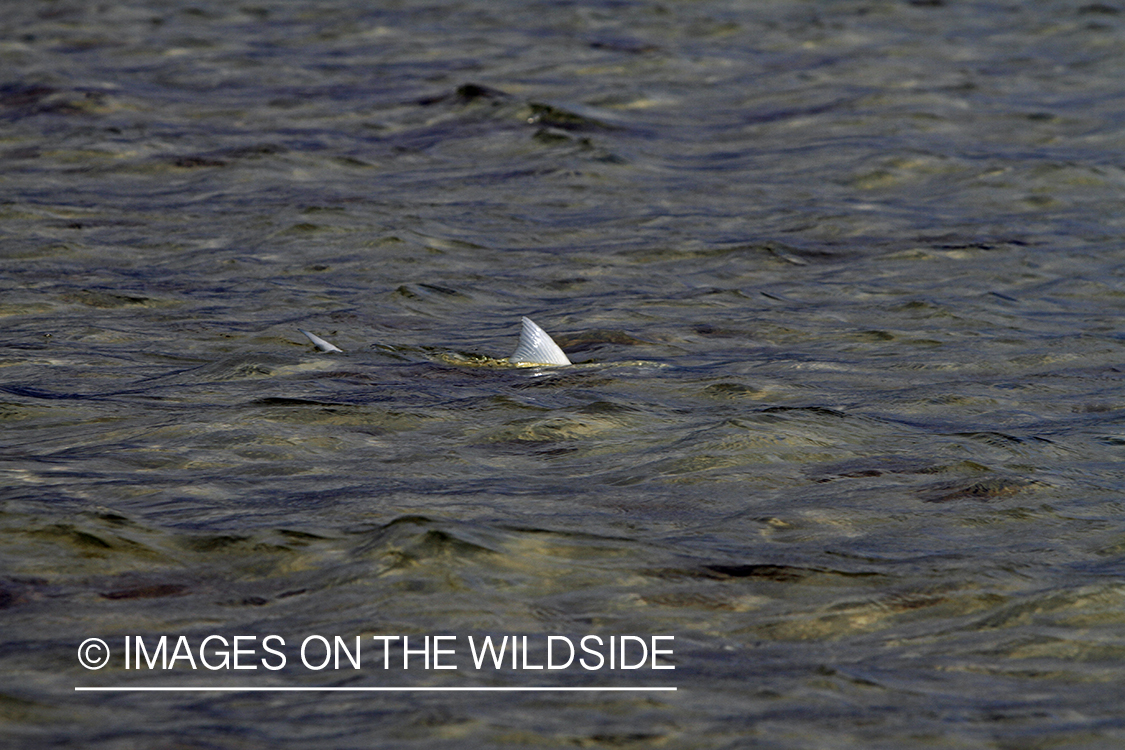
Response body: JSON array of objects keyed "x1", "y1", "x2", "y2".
[{"x1": 4, "y1": 1, "x2": 1125, "y2": 747}]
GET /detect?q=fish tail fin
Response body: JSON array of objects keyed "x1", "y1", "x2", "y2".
[{"x1": 508, "y1": 316, "x2": 571, "y2": 366}]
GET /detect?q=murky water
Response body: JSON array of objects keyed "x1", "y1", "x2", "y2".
[{"x1": 3, "y1": 1, "x2": 1125, "y2": 747}]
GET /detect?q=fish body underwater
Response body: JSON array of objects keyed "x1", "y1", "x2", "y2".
[{"x1": 299, "y1": 316, "x2": 572, "y2": 366}]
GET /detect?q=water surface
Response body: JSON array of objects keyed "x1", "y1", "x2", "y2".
[{"x1": 3, "y1": 1, "x2": 1125, "y2": 747}]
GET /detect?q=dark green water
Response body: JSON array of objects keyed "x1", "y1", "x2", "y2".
[{"x1": 3, "y1": 1, "x2": 1125, "y2": 747}]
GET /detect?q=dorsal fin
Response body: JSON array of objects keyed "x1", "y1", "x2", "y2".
[
  {"x1": 508, "y1": 316, "x2": 571, "y2": 366},
  {"x1": 298, "y1": 329, "x2": 343, "y2": 353}
]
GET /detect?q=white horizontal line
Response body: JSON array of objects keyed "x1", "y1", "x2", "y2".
[{"x1": 75, "y1": 686, "x2": 677, "y2": 693}]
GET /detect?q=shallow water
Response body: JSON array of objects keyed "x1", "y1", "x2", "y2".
[{"x1": 3, "y1": 0, "x2": 1125, "y2": 747}]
